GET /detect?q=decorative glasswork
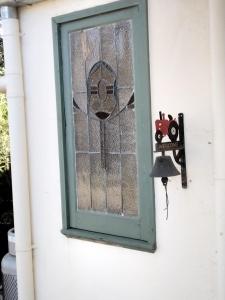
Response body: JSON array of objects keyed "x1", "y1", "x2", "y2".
[{"x1": 70, "y1": 20, "x2": 138, "y2": 216}]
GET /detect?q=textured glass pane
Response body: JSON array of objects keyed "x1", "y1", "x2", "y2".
[
  {"x1": 89, "y1": 117, "x2": 101, "y2": 152},
  {"x1": 115, "y1": 21, "x2": 134, "y2": 88},
  {"x1": 90, "y1": 153, "x2": 107, "y2": 211},
  {"x1": 89, "y1": 62, "x2": 117, "y2": 118},
  {"x1": 70, "y1": 20, "x2": 138, "y2": 216},
  {"x1": 70, "y1": 31, "x2": 86, "y2": 93},
  {"x1": 121, "y1": 154, "x2": 138, "y2": 216},
  {"x1": 73, "y1": 92, "x2": 87, "y2": 114},
  {"x1": 106, "y1": 154, "x2": 122, "y2": 214},
  {"x1": 101, "y1": 95, "x2": 117, "y2": 116},
  {"x1": 74, "y1": 110, "x2": 89, "y2": 152},
  {"x1": 105, "y1": 114, "x2": 120, "y2": 153},
  {"x1": 89, "y1": 94, "x2": 101, "y2": 115},
  {"x1": 118, "y1": 88, "x2": 134, "y2": 111},
  {"x1": 101, "y1": 25, "x2": 117, "y2": 73},
  {"x1": 101, "y1": 64, "x2": 116, "y2": 86},
  {"x1": 120, "y1": 108, "x2": 136, "y2": 153},
  {"x1": 88, "y1": 64, "x2": 101, "y2": 86},
  {"x1": 76, "y1": 153, "x2": 91, "y2": 210},
  {"x1": 85, "y1": 28, "x2": 101, "y2": 76}
]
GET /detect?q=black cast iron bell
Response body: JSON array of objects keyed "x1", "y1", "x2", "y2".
[
  {"x1": 150, "y1": 155, "x2": 180, "y2": 178},
  {"x1": 150, "y1": 155, "x2": 180, "y2": 220}
]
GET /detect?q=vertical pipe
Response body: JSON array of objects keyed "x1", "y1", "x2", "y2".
[
  {"x1": 0, "y1": 76, "x2": 6, "y2": 93},
  {"x1": 1, "y1": 6, "x2": 34, "y2": 300},
  {"x1": 209, "y1": 0, "x2": 225, "y2": 299}
]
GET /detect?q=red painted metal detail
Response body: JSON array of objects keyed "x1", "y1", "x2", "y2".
[{"x1": 154, "y1": 112, "x2": 179, "y2": 143}]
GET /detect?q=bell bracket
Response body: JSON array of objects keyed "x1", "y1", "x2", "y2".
[{"x1": 153, "y1": 112, "x2": 187, "y2": 188}]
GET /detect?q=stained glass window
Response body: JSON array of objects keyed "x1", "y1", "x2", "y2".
[
  {"x1": 53, "y1": 0, "x2": 155, "y2": 251},
  {"x1": 70, "y1": 20, "x2": 138, "y2": 216}
]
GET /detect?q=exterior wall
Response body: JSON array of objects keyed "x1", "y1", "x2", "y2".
[
  {"x1": 19, "y1": 0, "x2": 217, "y2": 299},
  {"x1": 209, "y1": 0, "x2": 225, "y2": 298}
]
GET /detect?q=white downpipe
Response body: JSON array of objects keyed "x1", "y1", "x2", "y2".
[
  {"x1": 209, "y1": 0, "x2": 225, "y2": 299},
  {"x1": 0, "y1": 76, "x2": 6, "y2": 93},
  {"x1": 1, "y1": 6, "x2": 34, "y2": 300}
]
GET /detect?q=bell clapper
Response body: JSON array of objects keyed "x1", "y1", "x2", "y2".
[{"x1": 161, "y1": 177, "x2": 169, "y2": 220}]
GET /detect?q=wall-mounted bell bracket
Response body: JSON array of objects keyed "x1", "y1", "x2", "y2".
[{"x1": 152, "y1": 112, "x2": 187, "y2": 188}]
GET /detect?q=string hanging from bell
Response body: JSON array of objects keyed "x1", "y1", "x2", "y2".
[{"x1": 161, "y1": 177, "x2": 169, "y2": 220}]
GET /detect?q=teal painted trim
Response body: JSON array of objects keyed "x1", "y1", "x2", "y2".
[
  {"x1": 60, "y1": 29, "x2": 77, "y2": 227},
  {"x1": 52, "y1": 0, "x2": 139, "y2": 24},
  {"x1": 52, "y1": 19, "x2": 70, "y2": 229},
  {"x1": 75, "y1": 211, "x2": 142, "y2": 240},
  {"x1": 61, "y1": 228, "x2": 156, "y2": 253},
  {"x1": 132, "y1": 0, "x2": 156, "y2": 242},
  {"x1": 60, "y1": 8, "x2": 144, "y2": 240},
  {"x1": 60, "y1": 6, "x2": 137, "y2": 34},
  {"x1": 52, "y1": 0, "x2": 156, "y2": 251}
]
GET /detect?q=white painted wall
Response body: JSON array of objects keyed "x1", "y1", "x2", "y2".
[
  {"x1": 18, "y1": 0, "x2": 217, "y2": 299},
  {"x1": 209, "y1": 0, "x2": 225, "y2": 299}
]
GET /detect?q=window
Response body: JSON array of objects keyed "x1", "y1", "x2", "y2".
[{"x1": 53, "y1": 0, "x2": 156, "y2": 252}]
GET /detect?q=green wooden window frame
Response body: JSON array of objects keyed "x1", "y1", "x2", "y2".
[{"x1": 52, "y1": 0, "x2": 156, "y2": 252}]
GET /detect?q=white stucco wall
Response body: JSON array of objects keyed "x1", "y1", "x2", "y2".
[{"x1": 18, "y1": 0, "x2": 217, "y2": 299}]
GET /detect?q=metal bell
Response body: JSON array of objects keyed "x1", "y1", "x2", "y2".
[{"x1": 150, "y1": 155, "x2": 180, "y2": 178}]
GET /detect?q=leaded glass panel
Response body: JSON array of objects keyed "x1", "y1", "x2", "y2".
[{"x1": 70, "y1": 20, "x2": 138, "y2": 216}]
